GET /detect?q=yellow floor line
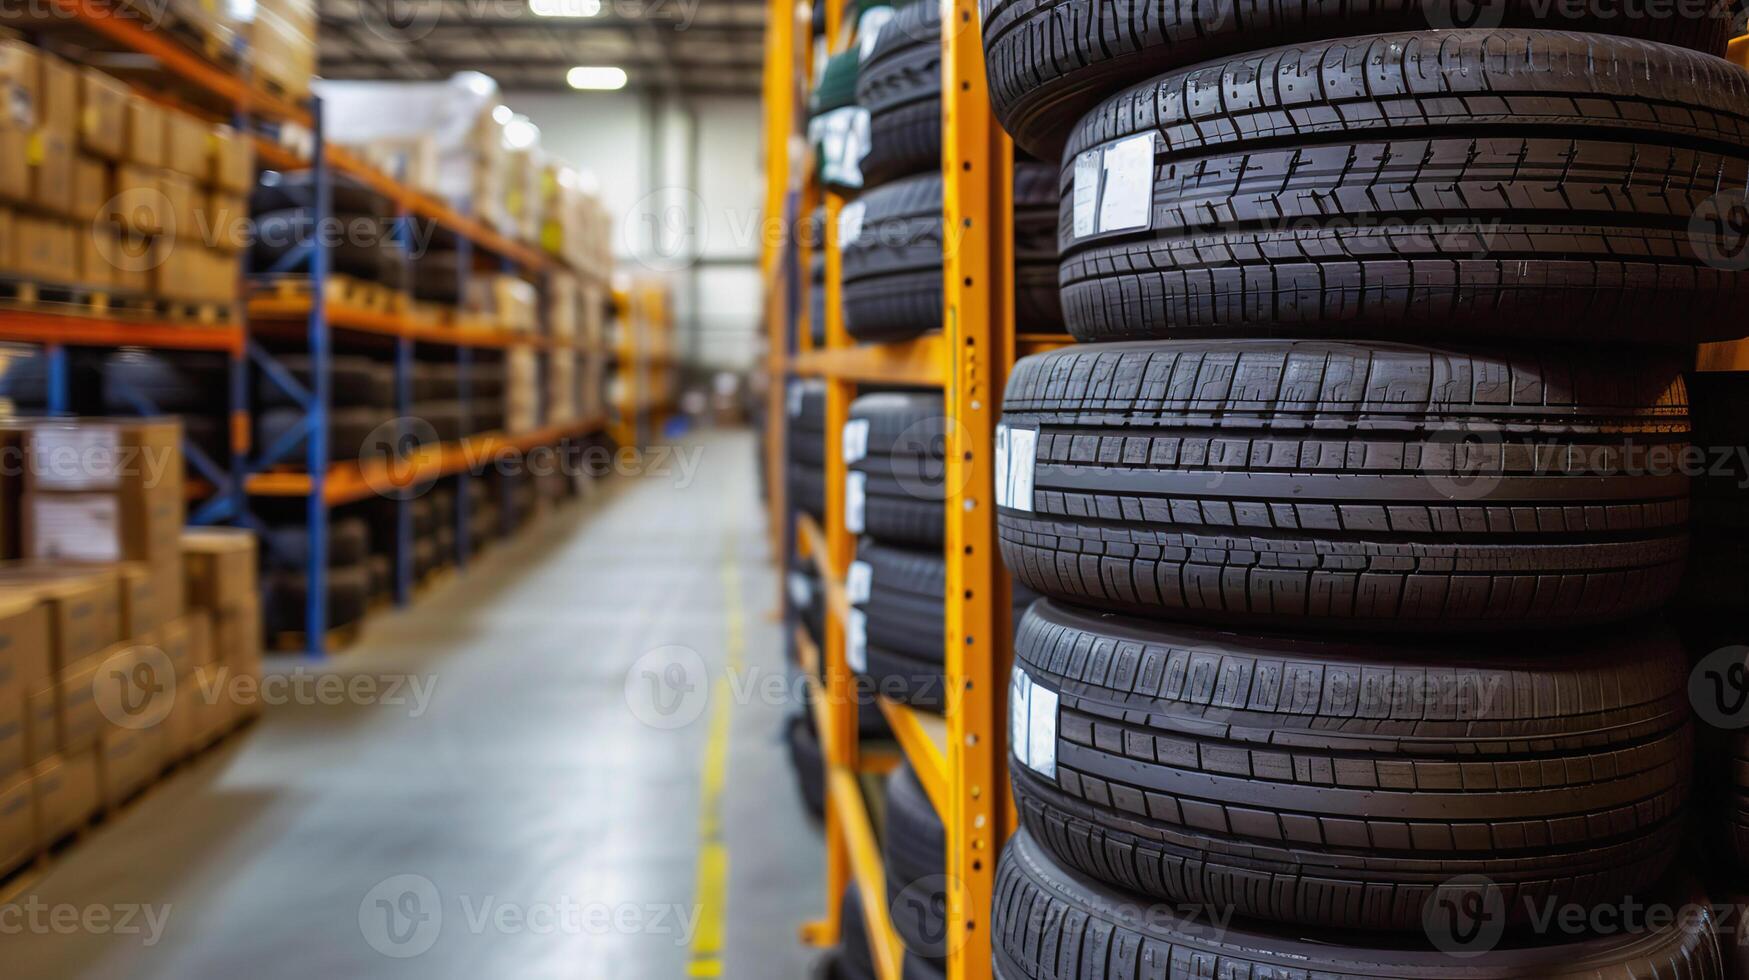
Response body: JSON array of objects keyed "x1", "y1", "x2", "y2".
[{"x1": 687, "y1": 533, "x2": 745, "y2": 978}]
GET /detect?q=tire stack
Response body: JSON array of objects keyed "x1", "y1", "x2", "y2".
[
  {"x1": 261, "y1": 515, "x2": 373, "y2": 636},
  {"x1": 788, "y1": 380, "x2": 828, "y2": 522},
  {"x1": 249, "y1": 171, "x2": 405, "y2": 289},
  {"x1": 845, "y1": 392, "x2": 948, "y2": 713},
  {"x1": 98, "y1": 350, "x2": 230, "y2": 467},
  {"x1": 254, "y1": 353, "x2": 394, "y2": 465},
  {"x1": 982, "y1": 9, "x2": 1749, "y2": 976},
  {"x1": 842, "y1": 0, "x2": 1060, "y2": 344}
]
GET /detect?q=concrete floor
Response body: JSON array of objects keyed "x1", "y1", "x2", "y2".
[{"x1": 1, "y1": 429, "x2": 825, "y2": 979}]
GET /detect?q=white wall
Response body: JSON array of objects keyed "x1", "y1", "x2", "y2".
[{"x1": 505, "y1": 90, "x2": 765, "y2": 372}]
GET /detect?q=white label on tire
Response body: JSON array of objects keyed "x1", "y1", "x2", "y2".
[
  {"x1": 846, "y1": 560, "x2": 873, "y2": 605},
  {"x1": 856, "y1": 6, "x2": 893, "y2": 59},
  {"x1": 1000, "y1": 425, "x2": 1038, "y2": 512},
  {"x1": 787, "y1": 381, "x2": 804, "y2": 417},
  {"x1": 844, "y1": 470, "x2": 867, "y2": 533},
  {"x1": 788, "y1": 571, "x2": 813, "y2": 608},
  {"x1": 1027, "y1": 677, "x2": 1059, "y2": 779},
  {"x1": 1072, "y1": 149, "x2": 1101, "y2": 240},
  {"x1": 1098, "y1": 134, "x2": 1155, "y2": 234},
  {"x1": 1010, "y1": 666, "x2": 1032, "y2": 768},
  {"x1": 847, "y1": 608, "x2": 868, "y2": 673},
  {"x1": 841, "y1": 418, "x2": 870, "y2": 464},
  {"x1": 838, "y1": 200, "x2": 866, "y2": 251}
]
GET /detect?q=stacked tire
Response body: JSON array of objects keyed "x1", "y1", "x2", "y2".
[
  {"x1": 842, "y1": 0, "x2": 1062, "y2": 342},
  {"x1": 983, "y1": 11, "x2": 1747, "y2": 978},
  {"x1": 788, "y1": 380, "x2": 828, "y2": 521}
]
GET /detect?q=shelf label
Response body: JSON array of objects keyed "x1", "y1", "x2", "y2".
[
  {"x1": 1028, "y1": 677, "x2": 1059, "y2": 779},
  {"x1": 844, "y1": 470, "x2": 867, "y2": 533},
  {"x1": 841, "y1": 418, "x2": 870, "y2": 464},
  {"x1": 1072, "y1": 149, "x2": 1101, "y2": 239},
  {"x1": 1071, "y1": 134, "x2": 1156, "y2": 240},
  {"x1": 29, "y1": 424, "x2": 122, "y2": 491},
  {"x1": 846, "y1": 560, "x2": 873, "y2": 605},
  {"x1": 1010, "y1": 666, "x2": 1032, "y2": 768},
  {"x1": 838, "y1": 200, "x2": 866, "y2": 251},
  {"x1": 847, "y1": 608, "x2": 868, "y2": 673},
  {"x1": 995, "y1": 423, "x2": 1037, "y2": 512},
  {"x1": 1099, "y1": 134, "x2": 1156, "y2": 235}
]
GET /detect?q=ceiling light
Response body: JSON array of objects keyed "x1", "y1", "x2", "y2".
[
  {"x1": 567, "y1": 66, "x2": 627, "y2": 91},
  {"x1": 529, "y1": 0, "x2": 600, "y2": 15}
]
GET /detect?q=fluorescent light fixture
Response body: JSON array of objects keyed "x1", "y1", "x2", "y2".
[
  {"x1": 529, "y1": 0, "x2": 600, "y2": 15},
  {"x1": 492, "y1": 104, "x2": 514, "y2": 125},
  {"x1": 567, "y1": 66, "x2": 627, "y2": 91}
]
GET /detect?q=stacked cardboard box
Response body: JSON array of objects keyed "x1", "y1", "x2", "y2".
[
  {"x1": 547, "y1": 352, "x2": 577, "y2": 424},
  {"x1": 506, "y1": 349, "x2": 539, "y2": 434},
  {"x1": 247, "y1": 0, "x2": 317, "y2": 103},
  {"x1": 146, "y1": 111, "x2": 250, "y2": 305},
  {"x1": 180, "y1": 528, "x2": 262, "y2": 748},
  {"x1": 467, "y1": 275, "x2": 537, "y2": 333}
]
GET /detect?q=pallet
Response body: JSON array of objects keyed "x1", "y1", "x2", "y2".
[
  {"x1": 408, "y1": 301, "x2": 460, "y2": 327},
  {"x1": 151, "y1": 298, "x2": 238, "y2": 326},
  {"x1": 270, "y1": 618, "x2": 367, "y2": 654},
  {"x1": 253, "y1": 72, "x2": 311, "y2": 108},
  {"x1": 257, "y1": 275, "x2": 403, "y2": 314},
  {"x1": 0, "y1": 277, "x2": 155, "y2": 319}
]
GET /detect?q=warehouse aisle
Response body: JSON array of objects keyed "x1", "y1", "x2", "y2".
[{"x1": 1, "y1": 430, "x2": 822, "y2": 979}]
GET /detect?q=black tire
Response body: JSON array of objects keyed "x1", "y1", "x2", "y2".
[
  {"x1": 367, "y1": 554, "x2": 392, "y2": 599},
  {"x1": 791, "y1": 563, "x2": 827, "y2": 649},
  {"x1": 101, "y1": 350, "x2": 227, "y2": 414},
  {"x1": 785, "y1": 712, "x2": 826, "y2": 821},
  {"x1": 264, "y1": 517, "x2": 371, "y2": 569},
  {"x1": 993, "y1": 827, "x2": 1722, "y2": 980},
  {"x1": 412, "y1": 250, "x2": 462, "y2": 304},
  {"x1": 262, "y1": 563, "x2": 372, "y2": 634},
  {"x1": 842, "y1": 167, "x2": 1062, "y2": 341},
  {"x1": 851, "y1": 391, "x2": 946, "y2": 547},
  {"x1": 415, "y1": 400, "x2": 465, "y2": 444},
  {"x1": 255, "y1": 406, "x2": 386, "y2": 466},
  {"x1": 252, "y1": 170, "x2": 389, "y2": 216},
  {"x1": 853, "y1": 541, "x2": 945, "y2": 710},
  {"x1": 255, "y1": 354, "x2": 381, "y2": 410},
  {"x1": 839, "y1": 886, "x2": 877, "y2": 980},
  {"x1": 1058, "y1": 31, "x2": 1749, "y2": 346},
  {"x1": 791, "y1": 464, "x2": 827, "y2": 522},
  {"x1": 982, "y1": 2, "x2": 1735, "y2": 161},
  {"x1": 998, "y1": 340, "x2": 1692, "y2": 630},
  {"x1": 884, "y1": 762, "x2": 946, "y2": 967},
  {"x1": 843, "y1": 174, "x2": 942, "y2": 342},
  {"x1": 0, "y1": 349, "x2": 103, "y2": 413},
  {"x1": 249, "y1": 208, "x2": 394, "y2": 282},
  {"x1": 857, "y1": 0, "x2": 940, "y2": 188},
  {"x1": 902, "y1": 956, "x2": 943, "y2": 980},
  {"x1": 1011, "y1": 599, "x2": 1692, "y2": 932}
]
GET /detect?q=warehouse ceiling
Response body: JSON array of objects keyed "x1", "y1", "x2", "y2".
[{"x1": 316, "y1": 0, "x2": 767, "y2": 94}]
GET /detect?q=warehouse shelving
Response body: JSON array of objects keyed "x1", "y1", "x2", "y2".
[
  {"x1": 8, "y1": 3, "x2": 617, "y2": 654},
  {"x1": 609, "y1": 281, "x2": 677, "y2": 447},
  {"x1": 763, "y1": 1, "x2": 1018, "y2": 977}
]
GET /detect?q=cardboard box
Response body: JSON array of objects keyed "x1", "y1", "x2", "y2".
[
  {"x1": 214, "y1": 593, "x2": 259, "y2": 667},
  {"x1": 181, "y1": 528, "x2": 256, "y2": 614},
  {"x1": 208, "y1": 125, "x2": 252, "y2": 192},
  {"x1": 112, "y1": 164, "x2": 163, "y2": 235},
  {"x1": 119, "y1": 561, "x2": 183, "y2": 638},
  {"x1": 55, "y1": 652, "x2": 105, "y2": 753},
  {"x1": 0, "y1": 771, "x2": 31, "y2": 874},
  {"x1": 204, "y1": 190, "x2": 249, "y2": 251},
  {"x1": 124, "y1": 96, "x2": 162, "y2": 168},
  {"x1": 0, "y1": 125, "x2": 28, "y2": 203},
  {"x1": 72, "y1": 154, "x2": 107, "y2": 223},
  {"x1": 0, "y1": 40, "x2": 41, "y2": 128},
  {"x1": 0, "y1": 692, "x2": 23, "y2": 781},
  {"x1": 23, "y1": 420, "x2": 185, "y2": 565},
  {"x1": 28, "y1": 126, "x2": 74, "y2": 216},
  {"x1": 151, "y1": 245, "x2": 235, "y2": 303},
  {"x1": 162, "y1": 110, "x2": 208, "y2": 177},
  {"x1": 0, "y1": 565, "x2": 122, "y2": 674},
  {"x1": 32, "y1": 752, "x2": 99, "y2": 846},
  {"x1": 78, "y1": 228, "x2": 117, "y2": 290},
  {"x1": 186, "y1": 663, "x2": 222, "y2": 749},
  {"x1": 97, "y1": 726, "x2": 157, "y2": 809},
  {"x1": 9, "y1": 214, "x2": 74, "y2": 281},
  {"x1": 78, "y1": 69, "x2": 128, "y2": 160},
  {"x1": 37, "y1": 52, "x2": 76, "y2": 139},
  {"x1": 23, "y1": 684, "x2": 53, "y2": 767},
  {"x1": 0, "y1": 593, "x2": 50, "y2": 711},
  {"x1": 184, "y1": 609, "x2": 213, "y2": 672},
  {"x1": 159, "y1": 170, "x2": 197, "y2": 240}
]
